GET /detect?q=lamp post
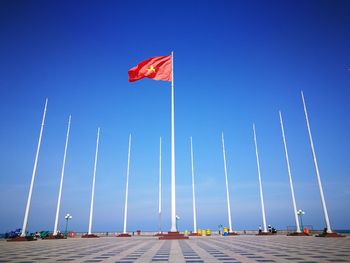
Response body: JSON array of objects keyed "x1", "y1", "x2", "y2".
[
  {"x1": 297, "y1": 209, "x2": 305, "y2": 232},
  {"x1": 65, "y1": 213, "x2": 72, "y2": 236}
]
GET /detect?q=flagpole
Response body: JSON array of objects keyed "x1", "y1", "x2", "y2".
[
  {"x1": 301, "y1": 91, "x2": 332, "y2": 233},
  {"x1": 190, "y1": 137, "x2": 197, "y2": 233},
  {"x1": 53, "y1": 115, "x2": 71, "y2": 236},
  {"x1": 158, "y1": 136, "x2": 162, "y2": 233},
  {"x1": 21, "y1": 98, "x2": 48, "y2": 237},
  {"x1": 170, "y1": 51, "x2": 177, "y2": 232},
  {"x1": 279, "y1": 111, "x2": 301, "y2": 233},
  {"x1": 88, "y1": 127, "x2": 100, "y2": 235},
  {"x1": 221, "y1": 132, "x2": 232, "y2": 232},
  {"x1": 253, "y1": 124, "x2": 267, "y2": 233},
  {"x1": 123, "y1": 133, "x2": 132, "y2": 234}
]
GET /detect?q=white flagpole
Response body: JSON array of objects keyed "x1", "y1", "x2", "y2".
[
  {"x1": 123, "y1": 133, "x2": 132, "y2": 234},
  {"x1": 170, "y1": 51, "x2": 177, "y2": 232},
  {"x1": 301, "y1": 91, "x2": 332, "y2": 233},
  {"x1": 21, "y1": 98, "x2": 48, "y2": 237},
  {"x1": 253, "y1": 124, "x2": 267, "y2": 233},
  {"x1": 53, "y1": 115, "x2": 71, "y2": 236},
  {"x1": 190, "y1": 137, "x2": 197, "y2": 233},
  {"x1": 158, "y1": 136, "x2": 162, "y2": 233},
  {"x1": 279, "y1": 111, "x2": 301, "y2": 233},
  {"x1": 221, "y1": 132, "x2": 232, "y2": 232},
  {"x1": 88, "y1": 127, "x2": 100, "y2": 235}
]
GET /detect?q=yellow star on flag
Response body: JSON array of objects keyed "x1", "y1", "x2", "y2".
[{"x1": 146, "y1": 65, "x2": 156, "y2": 74}]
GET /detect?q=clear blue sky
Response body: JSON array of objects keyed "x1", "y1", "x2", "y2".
[{"x1": 0, "y1": 0, "x2": 349, "y2": 233}]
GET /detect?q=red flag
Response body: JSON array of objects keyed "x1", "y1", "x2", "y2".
[{"x1": 128, "y1": 55, "x2": 172, "y2": 82}]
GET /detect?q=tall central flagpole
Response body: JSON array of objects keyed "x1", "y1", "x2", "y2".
[
  {"x1": 21, "y1": 98, "x2": 48, "y2": 237},
  {"x1": 53, "y1": 115, "x2": 72, "y2": 236},
  {"x1": 158, "y1": 137, "x2": 162, "y2": 233},
  {"x1": 253, "y1": 124, "x2": 267, "y2": 233},
  {"x1": 123, "y1": 134, "x2": 132, "y2": 234},
  {"x1": 190, "y1": 137, "x2": 197, "y2": 233},
  {"x1": 279, "y1": 111, "x2": 301, "y2": 233},
  {"x1": 88, "y1": 127, "x2": 100, "y2": 235},
  {"x1": 301, "y1": 91, "x2": 332, "y2": 233},
  {"x1": 221, "y1": 132, "x2": 232, "y2": 232},
  {"x1": 170, "y1": 51, "x2": 177, "y2": 232}
]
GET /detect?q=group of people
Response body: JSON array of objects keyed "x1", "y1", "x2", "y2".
[{"x1": 258, "y1": 225, "x2": 277, "y2": 234}]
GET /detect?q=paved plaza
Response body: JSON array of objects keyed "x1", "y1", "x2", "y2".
[{"x1": 1, "y1": 235, "x2": 349, "y2": 263}]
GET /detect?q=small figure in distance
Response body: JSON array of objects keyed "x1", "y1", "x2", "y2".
[
  {"x1": 268, "y1": 225, "x2": 272, "y2": 232},
  {"x1": 258, "y1": 225, "x2": 262, "y2": 234}
]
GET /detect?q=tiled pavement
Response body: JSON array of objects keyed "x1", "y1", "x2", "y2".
[{"x1": 0, "y1": 235, "x2": 349, "y2": 262}]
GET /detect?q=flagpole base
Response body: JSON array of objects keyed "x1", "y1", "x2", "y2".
[
  {"x1": 189, "y1": 232, "x2": 201, "y2": 236},
  {"x1": 256, "y1": 231, "x2": 275, "y2": 236},
  {"x1": 316, "y1": 232, "x2": 345, "y2": 238},
  {"x1": 158, "y1": 232, "x2": 189, "y2": 240},
  {"x1": 81, "y1": 234, "x2": 99, "y2": 238},
  {"x1": 7, "y1": 236, "x2": 36, "y2": 242},
  {"x1": 287, "y1": 232, "x2": 310, "y2": 236},
  {"x1": 228, "y1": 232, "x2": 239, "y2": 236},
  {"x1": 43, "y1": 233, "x2": 67, "y2": 240},
  {"x1": 117, "y1": 233, "x2": 131, "y2": 237}
]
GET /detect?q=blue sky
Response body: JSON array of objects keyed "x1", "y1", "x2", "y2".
[{"x1": 0, "y1": 0, "x2": 349, "y2": 233}]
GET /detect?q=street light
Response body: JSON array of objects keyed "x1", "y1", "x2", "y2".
[
  {"x1": 64, "y1": 213, "x2": 72, "y2": 236},
  {"x1": 297, "y1": 209, "x2": 305, "y2": 231}
]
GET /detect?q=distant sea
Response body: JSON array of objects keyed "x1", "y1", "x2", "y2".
[{"x1": 335, "y1": 230, "x2": 350, "y2": 234}]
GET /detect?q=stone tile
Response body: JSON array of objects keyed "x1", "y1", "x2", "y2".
[{"x1": 0, "y1": 235, "x2": 349, "y2": 262}]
